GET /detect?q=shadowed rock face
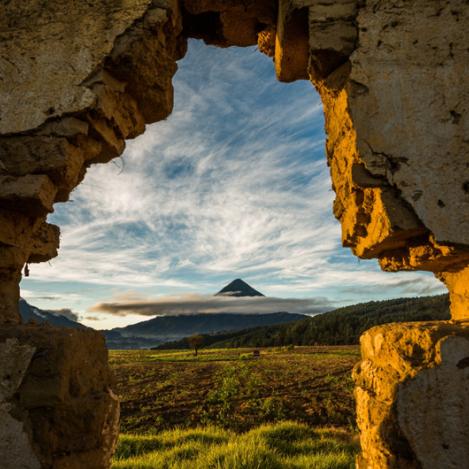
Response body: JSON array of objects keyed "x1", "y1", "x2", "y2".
[
  {"x1": 0, "y1": 338, "x2": 39, "y2": 469},
  {"x1": 0, "y1": 0, "x2": 468, "y2": 467},
  {"x1": 0, "y1": 326, "x2": 119, "y2": 469}
]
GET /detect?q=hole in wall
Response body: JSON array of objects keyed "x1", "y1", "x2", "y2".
[{"x1": 20, "y1": 40, "x2": 446, "y2": 329}]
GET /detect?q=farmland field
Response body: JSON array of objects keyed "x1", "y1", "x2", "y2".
[
  {"x1": 110, "y1": 346, "x2": 360, "y2": 433},
  {"x1": 110, "y1": 346, "x2": 360, "y2": 468}
]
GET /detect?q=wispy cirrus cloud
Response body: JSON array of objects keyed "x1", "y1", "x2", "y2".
[
  {"x1": 27, "y1": 41, "x2": 334, "y2": 289},
  {"x1": 21, "y1": 40, "x2": 445, "y2": 328}
]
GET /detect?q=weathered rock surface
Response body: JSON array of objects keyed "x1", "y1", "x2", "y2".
[
  {"x1": 0, "y1": 338, "x2": 40, "y2": 469},
  {"x1": 0, "y1": 0, "x2": 153, "y2": 134},
  {"x1": 354, "y1": 321, "x2": 469, "y2": 469},
  {"x1": 275, "y1": 0, "x2": 310, "y2": 82},
  {"x1": 437, "y1": 266, "x2": 469, "y2": 321},
  {"x1": 349, "y1": 1, "x2": 469, "y2": 248},
  {"x1": 0, "y1": 0, "x2": 468, "y2": 467},
  {"x1": 28, "y1": 223, "x2": 61, "y2": 264},
  {"x1": 0, "y1": 0, "x2": 186, "y2": 326},
  {"x1": 0, "y1": 326, "x2": 119, "y2": 469},
  {"x1": 0, "y1": 174, "x2": 56, "y2": 216},
  {"x1": 305, "y1": 0, "x2": 469, "y2": 318},
  {"x1": 183, "y1": 0, "x2": 276, "y2": 47}
]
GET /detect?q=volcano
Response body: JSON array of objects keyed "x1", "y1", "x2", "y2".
[{"x1": 215, "y1": 278, "x2": 264, "y2": 297}]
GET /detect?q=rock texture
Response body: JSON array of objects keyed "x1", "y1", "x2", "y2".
[
  {"x1": 0, "y1": 326, "x2": 119, "y2": 469},
  {"x1": 349, "y1": 2, "x2": 469, "y2": 248},
  {"x1": 0, "y1": 0, "x2": 468, "y2": 467},
  {"x1": 354, "y1": 321, "x2": 469, "y2": 469},
  {"x1": 183, "y1": 0, "x2": 276, "y2": 48},
  {"x1": 0, "y1": 0, "x2": 153, "y2": 135},
  {"x1": 259, "y1": 0, "x2": 469, "y2": 319},
  {"x1": 0, "y1": 0, "x2": 466, "y2": 324},
  {"x1": 300, "y1": 0, "x2": 469, "y2": 319},
  {"x1": 0, "y1": 338, "x2": 40, "y2": 469},
  {"x1": 437, "y1": 266, "x2": 469, "y2": 321},
  {"x1": 0, "y1": 0, "x2": 186, "y2": 324}
]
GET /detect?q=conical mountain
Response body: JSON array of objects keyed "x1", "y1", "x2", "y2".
[{"x1": 215, "y1": 279, "x2": 264, "y2": 297}]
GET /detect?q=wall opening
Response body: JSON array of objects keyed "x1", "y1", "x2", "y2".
[{"x1": 19, "y1": 40, "x2": 445, "y2": 330}]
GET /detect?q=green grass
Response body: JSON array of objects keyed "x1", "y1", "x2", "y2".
[
  {"x1": 112, "y1": 422, "x2": 358, "y2": 469},
  {"x1": 109, "y1": 347, "x2": 360, "y2": 366},
  {"x1": 111, "y1": 347, "x2": 359, "y2": 467}
]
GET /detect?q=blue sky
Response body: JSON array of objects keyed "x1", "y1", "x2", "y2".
[{"x1": 21, "y1": 40, "x2": 445, "y2": 328}]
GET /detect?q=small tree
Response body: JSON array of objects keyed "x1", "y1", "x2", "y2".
[{"x1": 187, "y1": 334, "x2": 204, "y2": 356}]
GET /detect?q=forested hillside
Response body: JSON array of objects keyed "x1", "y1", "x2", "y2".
[
  {"x1": 158, "y1": 295, "x2": 449, "y2": 349},
  {"x1": 213, "y1": 294, "x2": 449, "y2": 347}
]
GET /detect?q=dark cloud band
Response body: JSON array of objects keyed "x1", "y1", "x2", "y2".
[{"x1": 89, "y1": 294, "x2": 333, "y2": 317}]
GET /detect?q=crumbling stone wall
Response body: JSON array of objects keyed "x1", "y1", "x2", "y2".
[
  {"x1": 0, "y1": 327, "x2": 119, "y2": 469},
  {"x1": 1, "y1": 1, "x2": 186, "y2": 467},
  {"x1": 0, "y1": 0, "x2": 187, "y2": 325},
  {"x1": 354, "y1": 322, "x2": 469, "y2": 469},
  {"x1": 0, "y1": 0, "x2": 468, "y2": 467},
  {"x1": 292, "y1": 2, "x2": 468, "y2": 466},
  {"x1": 276, "y1": 0, "x2": 469, "y2": 319}
]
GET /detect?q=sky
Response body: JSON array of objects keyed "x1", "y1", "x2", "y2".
[{"x1": 21, "y1": 40, "x2": 445, "y2": 329}]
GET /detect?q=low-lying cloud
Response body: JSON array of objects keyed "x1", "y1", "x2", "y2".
[
  {"x1": 89, "y1": 293, "x2": 334, "y2": 317},
  {"x1": 49, "y1": 308, "x2": 80, "y2": 322}
]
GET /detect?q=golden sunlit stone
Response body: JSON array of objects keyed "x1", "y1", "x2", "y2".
[
  {"x1": 0, "y1": 0, "x2": 468, "y2": 467},
  {"x1": 438, "y1": 266, "x2": 469, "y2": 321},
  {"x1": 354, "y1": 321, "x2": 469, "y2": 468}
]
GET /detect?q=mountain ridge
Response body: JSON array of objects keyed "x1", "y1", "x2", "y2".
[
  {"x1": 19, "y1": 298, "x2": 85, "y2": 329},
  {"x1": 103, "y1": 279, "x2": 302, "y2": 348},
  {"x1": 103, "y1": 312, "x2": 306, "y2": 349},
  {"x1": 154, "y1": 294, "x2": 450, "y2": 349}
]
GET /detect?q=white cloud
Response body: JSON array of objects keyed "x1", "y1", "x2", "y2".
[{"x1": 22, "y1": 41, "x2": 446, "y2": 323}]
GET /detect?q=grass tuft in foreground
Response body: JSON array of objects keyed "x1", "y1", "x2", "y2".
[{"x1": 112, "y1": 421, "x2": 357, "y2": 469}]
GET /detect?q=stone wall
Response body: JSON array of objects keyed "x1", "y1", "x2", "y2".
[
  {"x1": 0, "y1": 326, "x2": 118, "y2": 469},
  {"x1": 275, "y1": 0, "x2": 469, "y2": 319},
  {"x1": 1, "y1": 1, "x2": 186, "y2": 466},
  {"x1": 0, "y1": 0, "x2": 468, "y2": 467},
  {"x1": 0, "y1": 0, "x2": 187, "y2": 324},
  {"x1": 354, "y1": 322, "x2": 469, "y2": 469}
]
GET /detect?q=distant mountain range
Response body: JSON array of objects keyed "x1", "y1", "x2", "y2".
[
  {"x1": 19, "y1": 279, "x2": 305, "y2": 349},
  {"x1": 103, "y1": 279, "x2": 305, "y2": 349},
  {"x1": 156, "y1": 294, "x2": 450, "y2": 349},
  {"x1": 18, "y1": 281, "x2": 450, "y2": 350},
  {"x1": 19, "y1": 298, "x2": 84, "y2": 329},
  {"x1": 104, "y1": 312, "x2": 306, "y2": 349}
]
